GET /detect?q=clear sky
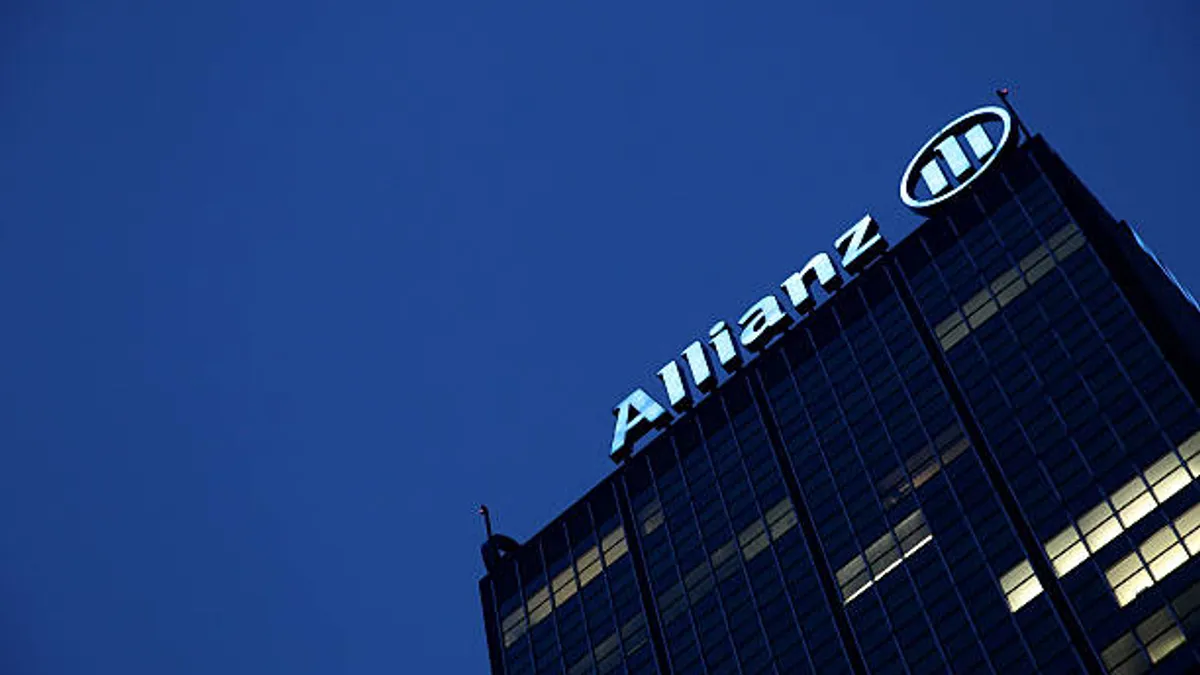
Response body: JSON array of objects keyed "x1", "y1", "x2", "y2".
[{"x1": 1, "y1": 1, "x2": 1197, "y2": 673}]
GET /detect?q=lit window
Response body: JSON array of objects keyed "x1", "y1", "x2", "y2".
[
  {"x1": 501, "y1": 606, "x2": 528, "y2": 647},
  {"x1": 1102, "y1": 604, "x2": 1188, "y2": 673},
  {"x1": 711, "y1": 540, "x2": 739, "y2": 580},
  {"x1": 1108, "y1": 552, "x2": 1154, "y2": 606},
  {"x1": 502, "y1": 524, "x2": 629, "y2": 641},
  {"x1": 683, "y1": 565, "x2": 714, "y2": 603},
  {"x1": 1145, "y1": 453, "x2": 1190, "y2": 503},
  {"x1": 1046, "y1": 526, "x2": 1088, "y2": 576},
  {"x1": 1080, "y1": 502, "x2": 1123, "y2": 552},
  {"x1": 963, "y1": 290, "x2": 1000, "y2": 329},
  {"x1": 1176, "y1": 504, "x2": 1200, "y2": 554},
  {"x1": 766, "y1": 501, "x2": 798, "y2": 540},
  {"x1": 1000, "y1": 560, "x2": 1043, "y2": 612},
  {"x1": 1048, "y1": 225, "x2": 1086, "y2": 260},
  {"x1": 934, "y1": 223, "x2": 1086, "y2": 352},
  {"x1": 551, "y1": 566, "x2": 580, "y2": 606},
  {"x1": 1106, "y1": 502, "x2": 1200, "y2": 606},
  {"x1": 991, "y1": 268, "x2": 1028, "y2": 307},
  {"x1": 645, "y1": 498, "x2": 799, "y2": 626},
  {"x1": 527, "y1": 586, "x2": 552, "y2": 623},
  {"x1": 1000, "y1": 431, "x2": 1200, "y2": 613},
  {"x1": 837, "y1": 555, "x2": 872, "y2": 604},
  {"x1": 739, "y1": 520, "x2": 771, "y2": 562},
  {"x1": 1147, "y1": 627, "x2": 1186, "y2": 664},
  {"x1": 1136, "y1": 608, "x2": 1186, "y2": 665},
  {"x1": 601, "y1": 527, "x2": 628, "y2": 566},
  {"x1": 1020, "y1": 245, "x2": 1055, "y2": 283},
  {"x1": 1112, "y1": 478, "x2": 1157, "y2": 528},
  {"x1": 834, "y1": 510, "x2": 933, "y2": 605},
  {"x1": 577, "y1": 547, "x2": 603, "y2": 586}
]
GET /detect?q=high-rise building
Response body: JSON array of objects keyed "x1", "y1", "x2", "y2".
[{"x1": 476, "y1": 102, "x2": 1200, "y2": 675}]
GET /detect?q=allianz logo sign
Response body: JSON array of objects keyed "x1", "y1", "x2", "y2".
[
  {"x1": 610, "y1": 105, "x2": 1016, "y2": 462},
  {"x1": 901, "y1": 106, "x2": 1016, "y2": 213}
]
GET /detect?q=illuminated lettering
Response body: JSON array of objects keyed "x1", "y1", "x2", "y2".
[
  {"x1": 610, "y1": 389, "x2": 668, "y2": 462},
  {"x1": 780, "y1": 252, "x2": 844, "y2": 314},
  {"x1": 708, "y1": 321, "x2": 743, "y2": 371},
  {"x1": 835, "y1": 214, "x2": 888, "y2": 274},
  {"x1": 656, "y1": 361, "x2": 693, "y2": 411},
  {"x1": 738, "y1": 295, "x2": 792, "y2": 350}
]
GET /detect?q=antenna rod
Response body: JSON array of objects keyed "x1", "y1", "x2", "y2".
[
  {"x1": 479, "y1": 504, "x2": 494, "y2": 540},
  {"x1": 996, "y1": 87, "x2": 1032, "y2": 141}
]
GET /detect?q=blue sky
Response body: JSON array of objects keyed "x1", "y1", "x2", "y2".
[{"x1": 1, "y1": 1, "x2": 1197, "y2": 673}]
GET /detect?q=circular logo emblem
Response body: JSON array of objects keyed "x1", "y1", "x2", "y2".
[{"x1": 900, "y1": 106, "x2": 1015, "y2": 213}]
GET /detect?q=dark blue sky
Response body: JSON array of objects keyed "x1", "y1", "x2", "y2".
[{"x1": 1, "y1": 2, "x2": 1197, "y2": 673}]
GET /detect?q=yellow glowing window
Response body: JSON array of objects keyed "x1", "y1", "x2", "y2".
[
  {"x1": 551, "y1": 567, "x2": 579, "y2": 606},
  {"x1": 999, "y1": 431, "x2": 1200, "y2": 613},
  {"x1": 834, "y1": 510, "x2": 932, "y2": 605},
  {"x1": 1106, "y1": 501, "x2": 1200, "y2": 607},
  {"x1": 934, "y1": 223, "x2": 1084, "y2": 352},
  {"x1": 1000, "y1": 560, "x2": 1043, "y2": 612}
]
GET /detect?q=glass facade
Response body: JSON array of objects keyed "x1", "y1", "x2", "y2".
[{"x1": 479, "y1": 135, "x2": 1200, "y2": 674}]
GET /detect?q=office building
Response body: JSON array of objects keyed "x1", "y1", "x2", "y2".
[{"x1": 477, "y1": 103, "x2": 1200, "y2": 674}]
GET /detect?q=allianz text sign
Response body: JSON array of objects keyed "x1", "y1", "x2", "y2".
[{"x1": 610, "y1": 105, "x2": 1017, "y2": 462}]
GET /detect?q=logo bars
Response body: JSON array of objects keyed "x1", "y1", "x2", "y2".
[{"x1": 901, "y1": 105, "x2": 1015, "y2": 213}]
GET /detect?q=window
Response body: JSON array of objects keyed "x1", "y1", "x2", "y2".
[
  {"x1": 998, "y1": 430, "x2": 1200, "y2": 612},
  {"x1": 1101, "y1": 603, "x2": 1188, "y2": 674},
  {"x1": 933, "y1": 223, "x2": 1086, "y2": 351},
  {"x1": 834, "y1": 509, "x2": 933, "y2": 604},
  {"x1": 500, "y1": 524, "x2": 630, "y2": 646},
  {"x1": 1107, "y1": 501, "x2": 1200, "y2": 606},
  {"x1": 1000, "y1": 560, "x2": 1043, "y2": 612}
]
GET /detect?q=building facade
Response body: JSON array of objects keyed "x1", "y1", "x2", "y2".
[{"x1": 477, "y1": 107, "x2": 1200, "y2": 675}]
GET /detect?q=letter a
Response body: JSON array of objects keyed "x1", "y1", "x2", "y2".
[
  {"x1": 738, "y1": 295, "x2": 793, "y2": 350},
  {"x1": 611, "y1": 389, "x2": 668, "y2": 463}
]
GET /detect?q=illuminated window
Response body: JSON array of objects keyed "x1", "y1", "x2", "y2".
[
  {"x1": 934, "y1": 223, "x2": 1085, "y2": 351},
  {"x1": 835, "y1": 510, "x2": 933, "y2": 604},
  {"x1": 576, "y1": 546, "x2": 603, "y2": 586},
  {"x1": 527, "y1": 586, "x2": 552, "y2": 624},
  {"x1": 601, "y1": 528, "x2": 628, "y2": 566},
  {"x1": 1078, "y1": 500, "x2": 1122, "y2": 553},
  {"x1": 501, "y1": 604, "x2": 528, "y2": 648},
  {"x1": 739, "y1": 520, "x2": 770, "y2": 562},
  {"x1": 710, "y1": 540, "x2": 739, "y2": 580},
  {"x1": 1112, "y1": 478, "x2": 1157, "y2": 528},
  {"x1": 999, "y1": 431, "x2": 1200, "y2": 613},
  {"x1": 551, "y1": 566, "x2": 580, "y2": 607},
  {"x1": 1000, "y1": 560, "x2": 1043, "y2": 612},
  {"x1": 1102, "y1": 604, "x2": 1188, "y2": 673},
  {"x1": 1107, "y1": 502, "x2": 1200, "y2": 607},
  {"x1": 500, "y1": 524, "x2": 630, "y2": 645},
  {"x1": 1045, "y1": 526, "x2": 1088, "y2": 577},
  {"x1": 765, "y1": 500, "x2": 799, "y2": 540},
  {"x1": 651, "y1": 498, "x2": 799, "y2": 624},
  {"x1": 683, "y1": 564, "x2": 714, "y2": 603}
]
